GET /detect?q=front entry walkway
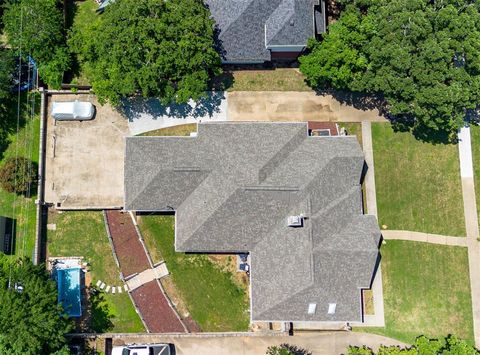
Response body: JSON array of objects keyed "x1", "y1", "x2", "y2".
[{"x1": 359, "y1": 121, "x2": 385, "y2": 327}]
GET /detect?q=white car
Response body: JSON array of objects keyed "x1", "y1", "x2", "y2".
[
  {"x1": 51, "y1": 100, "x2": 95, "y2": 120},
  {"x1": 111, "y1": 343, "x2": 172, "y2": 355}
]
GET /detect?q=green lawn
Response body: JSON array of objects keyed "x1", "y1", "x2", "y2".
[
  {"x1": 213, "y1": 68, "x2": 311, "y2": 92},
  {"x1": 139, "y1": 123, "x2": 197, "y2": 137},
  {"x1": 0, "y1": 97, "x2": 40, "y2": 259},
  {"x1": 470, "y1": 125, "x2": 480, "y2": 231},
  {"x1": 47, "y1": 211, "x2": 144, "y2": 333},
  {"x1": 138, "y1": 215, "x2": 250, "y2": 332},
  {"x1": 358, "y1": 241, "x2": 473, "y2": 344},
  {"x1": 372, "y1": 123, "x2": 465, "y2": 236}
]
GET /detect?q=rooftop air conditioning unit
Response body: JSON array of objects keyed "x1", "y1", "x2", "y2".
[{"x1": 287, "y1": 215, "x2": 303, "y2": 227}]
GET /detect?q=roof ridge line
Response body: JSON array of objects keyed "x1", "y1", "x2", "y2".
[
  {"x1": 176, "y1": 176, "x2": 238, "y2": 250},
  {"x1": 258, "y1": 124, "x2": 307, "y2": 183}
]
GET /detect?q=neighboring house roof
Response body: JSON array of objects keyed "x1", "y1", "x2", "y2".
[
  {"x1": 205, "y1": 0, "x2": 317, "y2": 62},
  {"x1": 124, "y1": 122, "x2": 381, "y2": 322}
]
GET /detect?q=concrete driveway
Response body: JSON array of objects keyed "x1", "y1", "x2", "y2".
[
  {"x1": 228, "y1": 91, "x2": 387, "y2": 122},
  {"x1": 121, "y1": 91, "x2": 227, "y2": 136},
  {"x1": 108, "y1": 332, "x2": 406, "y2": 355},
  {"x1": 45, "y1": 94, "x2": 128, "y2": 209}
]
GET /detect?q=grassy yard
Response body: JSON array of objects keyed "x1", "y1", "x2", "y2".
[
  {"x1": 372, "y1": 123, "x2": 465, "y2": 236},
  {"x1": 357, "y1": 240, "x2": 473, "y2": 344},
  {"x1": 0, "y1": 98, "x2": 40, "y2": 259},
  {"x1": 138, "y1": 215, "x2": 250, "y2": 332},
  {"x1": 47, "y1": 211, "x2": 144, "y2": 333},
  {"x1": 213, "y1": 68, "x2": 311, "y2": 92},
  {"x1": 139, "y1": 123, "x2": 197, "y2": 137}
]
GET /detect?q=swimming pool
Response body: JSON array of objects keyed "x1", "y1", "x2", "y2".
[{"x1": 55, "y1": 267, "x2": 82, "y2": 317}]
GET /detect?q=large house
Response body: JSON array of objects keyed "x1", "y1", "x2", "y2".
[
  {"x1": 98, "y1": 0, "x2": 326, "y2": 63},
  {"x1": 124, "y1": 122, "x2": 381, "y2": 325},
  {"x1": 206, "y1": 0, "x2": 326, "y2": 63}
]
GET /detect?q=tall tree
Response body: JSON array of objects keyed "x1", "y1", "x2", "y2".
[
  {"x1": 69, "y1": 0, "x2": 222, "y2": 105},
  {"x1": 300, "y1": 0, "x2": 480, "y2": 142},
  {"x1": 2, "y1": 0, "x2": 70, "y2": 88},
  {"x1": 0, "y1": 47, "x2": 14, "y2": 99},
  {"x1": 0, "y1": 255, "x2": 72, "y2": 354}
]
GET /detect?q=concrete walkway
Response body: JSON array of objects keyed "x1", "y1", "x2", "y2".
[
  {"x1": 228, "y1": 91, "x2": 388, "y2": 122},
  {"x1": 458, "y1": 126, "x2": 480, "y2": 347},
  {"x1": 360, "y1": 121, "x2": 385, "y2": 327},
  {"x1": 362, "y1": 121, "x2": 378, "y2": 217},
  {"x1": 382, "y1": 230, "x2": 468, "y2": 246},
  {"x1": 109, "y1": 332, "x2": 407, "y2": 355},
  {"x1": 126, "y1": 263, "x2": 169, "y2": 291}
]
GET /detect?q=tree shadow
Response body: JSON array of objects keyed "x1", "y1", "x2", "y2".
[
  {"x1": 82, "y1": 287, "x2": 114, "y2": 333},
  {"x1": 0, "y1": 95, "x2": 31, "y2": 160},
  {"x1": 120, "y1": 91, "x2": 226, "y2": 123},
  {"x1": 316, "y1": 88, "x2": 455, "y2": 144}
]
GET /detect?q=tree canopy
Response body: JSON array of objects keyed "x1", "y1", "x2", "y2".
[
  {"x1": 300, "y1": 0, "x2": 480, "y2": 142},
  {"x1": 69, "y1": 0, "x2": 222, "y2": 105},
  {"x1": 2, "y1": 0, "x2": 70, "y2": 88},
  {"x1": 0, "y1": 48, "x2": 14, "y2": 100},
  {"x1": 348, "y1": 335, "x2": 478, "y2": 354},
  {"x1": 0, "y1": 255, "x2": 72, "y2": 354}
]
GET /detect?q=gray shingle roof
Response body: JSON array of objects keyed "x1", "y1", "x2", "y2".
[
  {"x1": 125, "y1": 122, "x2": 381, "y2": 322},
  {"x1": 205, "y1": 0, "x2": 317, "y2": 62}
]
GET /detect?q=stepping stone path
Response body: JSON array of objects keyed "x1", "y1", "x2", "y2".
[{"x1": 94, "y1": 280, "x2": 127, "y2": 295}]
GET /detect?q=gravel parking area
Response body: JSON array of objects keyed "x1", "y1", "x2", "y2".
[
  {"x1": 105, "y1": 210, "x2": 150, "y2": 278},
  {"x1": 45, "y1": 94, "x2": 128, "y2": 209},
  {"x1": 130, "y1": 280, "x2": 186, "y2": 333}
]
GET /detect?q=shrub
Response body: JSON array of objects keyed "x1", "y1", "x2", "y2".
[{"x1": 0, "y1": 157, "x2": 37, "y2": 195}]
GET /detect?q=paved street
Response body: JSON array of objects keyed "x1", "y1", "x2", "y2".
[{"x1": 107, "y1": 332, "x2": 406, "y2": 354}]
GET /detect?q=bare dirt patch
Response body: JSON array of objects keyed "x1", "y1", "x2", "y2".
[{"x1": 45, "y1": 94, "x2": 128, "y2": 209}]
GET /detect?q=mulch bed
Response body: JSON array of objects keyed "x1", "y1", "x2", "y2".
[
  {"x1": 130, "y1": 280, "x2": 186, "y2": 333},
  {"x1": 182, "y1": 316, "x2": 202, "y2": 333},
  {"x1": 105, "y1": 210, "x2": 150, "y2": 278}
]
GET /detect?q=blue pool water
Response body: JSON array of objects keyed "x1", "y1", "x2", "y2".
[{"x1": 55, "y1": 267, "x2": 82, "y2": 317}]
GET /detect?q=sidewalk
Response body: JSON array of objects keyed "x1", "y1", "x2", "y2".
[
  {"x1": 458, "y1": 126, "x2": 480, "y2": 347},
  {"x1": 382, "y1": 230, "x2": 467, "y2": 247}
]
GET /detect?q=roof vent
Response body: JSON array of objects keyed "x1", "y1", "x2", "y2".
[
  {"x1": 290, "y1": 19, "x2": 295, "y2": 26},
  {"x1": 287, "y1": 215, "x2": 303, "y2": 227},
  {"x1": 307, "y1": 303, "x2": 316, "y2": 315},
  {"x1": 328, "y1": 303, "x2": 336, "y2": 315}
]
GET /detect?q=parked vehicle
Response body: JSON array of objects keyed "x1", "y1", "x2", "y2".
[
  {"x1": 112, "y1": 343, "x2": 173, "y2": 355},
  {"x1": 51, "y1": 100, "x2": 95, "y2": 120}
]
